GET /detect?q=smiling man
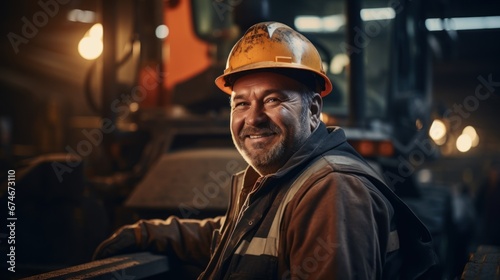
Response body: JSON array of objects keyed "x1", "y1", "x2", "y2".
[
  {"x1": 230, "y1": 71, "x2": 321, "y2": 176},
  {"x1": 93, "y1": 22, "x2": 437, "y2": 279}
]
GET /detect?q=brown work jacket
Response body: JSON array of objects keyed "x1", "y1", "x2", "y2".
[{"x1": 135, "y1": 124, "x2": 437, "y2": 279}]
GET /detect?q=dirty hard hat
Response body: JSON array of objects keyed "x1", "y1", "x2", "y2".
[{"x1": 215, "y1": 21, "x2": 333, "y2": 97}]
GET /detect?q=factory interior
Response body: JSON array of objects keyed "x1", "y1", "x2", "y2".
[{"x1": 1, "y1": 0, "x2": 500, "y2": 279}]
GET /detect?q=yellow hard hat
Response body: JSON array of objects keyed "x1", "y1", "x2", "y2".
[{"x1": 215, "y1": 21, "x2": 333, "y2": 97}]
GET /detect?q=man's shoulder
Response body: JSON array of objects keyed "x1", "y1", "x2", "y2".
[
  {"x1": 296, "y1": 152, "x2": 384, "y2": 186},
  {"x1": 290, "y1": 155, "x2": 383, "y2": 197},
  {"x1": 290, "y1": 154, "x2": 393, "y2": 206}
]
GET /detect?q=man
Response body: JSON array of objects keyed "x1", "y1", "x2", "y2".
[{"x1": 93, "y1": 22, "x2": 437, "y2": 279}]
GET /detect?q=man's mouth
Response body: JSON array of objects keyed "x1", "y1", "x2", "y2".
[{"x1": 247, "y1": 133, "x2": 274, "y2": 139}]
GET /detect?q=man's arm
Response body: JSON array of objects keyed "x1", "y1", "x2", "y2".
[{"x1": 93, "y1": 216, "x2": 223, "y2": 268}]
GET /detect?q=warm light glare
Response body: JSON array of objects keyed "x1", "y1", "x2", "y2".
[
  {"x1": 320, "y1": 113, "x2": 330, "y2": 123},
  {"x1": 462, "y1": 126, "x2": 476, "y2": 137},
  {"x1": 89, "y1": 23, "x2": 103, "y2": 38},
  {"x1": 79, "y1": 23, "x2": 103, "y2": 60},
  {"x1": 456, "y1": 134, "x2": 472, "y2": 153},
  {"x1": 78, "y1": 37, "x2": 103, "y2": 60},
  {"x1": 129, "y1": 102, "x2": 139, "y2": 112},
  {"x1": 416, "y1": 119, "x2": 424, "y2": 130},
  {"x1": 155, "y1": 25, "x2": 169, "y2": 39},
  {"x1": 463, "y1": 126, "x2": 480, "y2": 148},
  {"x1": 320, "y1": 113, "x2": 336, "y2": 126},
  {"x1": 471, "y1": 134, "x2": 480, "y2": 147},
  {"x1": 434, "y1": 136, "x2": 447, "y2": 146},
  {"x1": 331, "y1": 54, "x2": 349, "y2": 74},
  {"x1": 429, "y1": 119, "x2": 446, "y2": 144}
]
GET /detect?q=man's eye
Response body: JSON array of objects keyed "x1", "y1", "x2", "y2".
[
  {"x1": 265, "y1": 98, "x2": 280, "y2": 103},
  {"x1": 233, "y1": 102, "x2": 248, "y2": 108}
]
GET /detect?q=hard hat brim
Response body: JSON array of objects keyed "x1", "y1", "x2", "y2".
[{"x1": 215, "y1": 61, "x2": 333, "y2": 97}]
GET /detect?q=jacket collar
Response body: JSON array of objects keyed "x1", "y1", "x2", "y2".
[{"x1": 274, "y1": 123, "x2": 347, "y2": 176}]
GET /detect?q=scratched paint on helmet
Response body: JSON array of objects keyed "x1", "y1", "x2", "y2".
[{"x1": 214, "y1": 22, "x2": 333, "y2": 96}]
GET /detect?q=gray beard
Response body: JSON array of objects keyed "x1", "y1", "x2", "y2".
[
  {"x1": 239, "y1": 122, "x2": 310, "y2": 175},
  {"x1": 243, "y1": 136, "x2": 286, "y2": 174}
]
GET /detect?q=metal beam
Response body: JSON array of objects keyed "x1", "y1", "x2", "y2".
[
  {"x1": 102, "y1": 0, "x2": 117, "y2": 122},
  {"x1": 21, "y1": 253, "x2": 169, "y2": 280},
  {"x1": 346, "y1": 0, "x2": 366, "y2": 127}
]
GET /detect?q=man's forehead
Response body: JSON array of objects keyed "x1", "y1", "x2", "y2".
[
  {"x1": 231, "y1": 71, "x2": 304, "y2": 94},
  {"x1": 231, "y1": 88, "x2": 288, "y2": 101}
]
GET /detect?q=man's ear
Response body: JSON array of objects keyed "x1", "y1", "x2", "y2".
[{"x1": 309, "y1": 93, "x2": 323, "y2": 131}]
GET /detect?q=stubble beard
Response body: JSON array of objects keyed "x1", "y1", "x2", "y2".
[
  {"x1": 236, "y1": 117, "x2": 310, "y2": 175},
  {"x1": 244, "y1": 135, "x2": 286, "y2": 174}
]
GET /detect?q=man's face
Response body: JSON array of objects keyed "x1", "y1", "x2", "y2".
[{"x1": 230, "y1": 71, "x2": 318, "y2": 175}]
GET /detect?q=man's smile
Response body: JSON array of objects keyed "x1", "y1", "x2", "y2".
[
  {"x1": 246, "y1": 132, "x2": 275, "y2": 139},
  {"x1": 244, "y1": 132, "x2": 277, "y2": 147}
]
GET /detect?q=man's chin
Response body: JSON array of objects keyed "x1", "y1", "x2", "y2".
[
  {"x1": 244, "y1": 153, "x2": 283, "y2": 174},
  {"x1": 248, "y1": 162, "x2": 279, "y2": 176}
]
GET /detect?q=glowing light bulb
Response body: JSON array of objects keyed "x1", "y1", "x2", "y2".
[
  {"x1": 456, "y1": 134, "x2": 472, "y2": 153},
  {"x1": 78, "y1": 23, "x2": 103, "y2": 60},
  {"x1": 429, "y1": 119, "x2": 446, "y2": 145}
]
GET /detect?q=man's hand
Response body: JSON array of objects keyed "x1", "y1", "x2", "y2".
[{"x1": 92, "y1": 224, "x2": 142, "y2": 260}]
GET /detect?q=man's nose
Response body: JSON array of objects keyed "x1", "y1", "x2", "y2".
[{"x1": 245, "y1": 104, "x2": 268, "y2": 126}]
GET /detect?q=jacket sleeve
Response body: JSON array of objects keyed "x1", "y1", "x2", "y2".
[
  {"x1": 280, "y1": 171, "x2": 393, "y2": 280},
  {"x1": 136, "y1": 215, "x2": 223, "y2": 268}
]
